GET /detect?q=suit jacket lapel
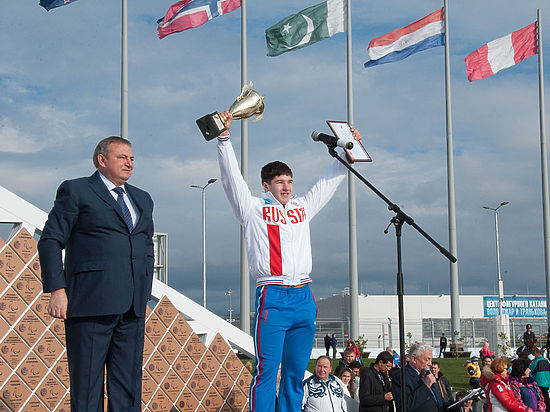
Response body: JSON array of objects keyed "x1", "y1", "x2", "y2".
[
  {"x1": 407, "y1": 364, "x2": 424, "y2": 386},
  {"x1": 88, "y1": 171, "x2": 127, "y2": 225}
]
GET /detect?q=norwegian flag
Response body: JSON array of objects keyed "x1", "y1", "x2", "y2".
[
  {"x1": 40, "y1": 0, "x2": 80, "y2": 11},
  {"x1": 157, "y1": 0, "x2": 241, "y2": 39}
]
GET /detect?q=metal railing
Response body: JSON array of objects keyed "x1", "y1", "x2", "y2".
[{"x1": 313, "y1": 317, "x2": 549, "y2": 355}]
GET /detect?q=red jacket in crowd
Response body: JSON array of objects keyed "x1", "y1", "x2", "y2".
[{"x1": 481, "y1": 366, "x2": 533, "y2": 412}]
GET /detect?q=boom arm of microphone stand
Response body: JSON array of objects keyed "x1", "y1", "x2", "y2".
[{"x1": 327, "y1": 147, "x2": 457, "y2": 263}]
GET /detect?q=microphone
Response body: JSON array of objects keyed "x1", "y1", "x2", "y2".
[
  {"x1": 311, "y1": 131, "x2": 354, "y2": 150},
  {"x1": 423, "y1": 367, "x2": 432, "y2": 376}
]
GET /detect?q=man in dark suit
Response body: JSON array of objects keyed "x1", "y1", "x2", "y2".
[
  {"x1": 325, "y1": 333, "x2": 332, "y2": 357},
  {"x1": 439, "y1": 333, "x2": 447, "y2": 358},
  {"x1": 391, "y1": 343, "x2": 444, "y2": 412},
  {"x1": 359, "y1": 350, "x2": 394, "y2": 412},
  {"x1": 38, "y1": 136, "x2": 154, "y2": 412}
]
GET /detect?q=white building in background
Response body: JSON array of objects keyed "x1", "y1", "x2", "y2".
[{"x1": 313, "y1": 293, "x2": 547, "y2": 357}]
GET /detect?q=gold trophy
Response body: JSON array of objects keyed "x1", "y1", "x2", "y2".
[{"x1": 196, "y1": 82, "x2": 265, "y2": 141}]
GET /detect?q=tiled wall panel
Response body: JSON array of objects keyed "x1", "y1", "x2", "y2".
[{"x1": 0, "y1": 229, "x2": 252, "y2": 411}]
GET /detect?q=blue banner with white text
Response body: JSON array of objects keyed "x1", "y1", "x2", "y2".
[{"x1": 483, "y1": 296, "x2": 547, "y2": 318}]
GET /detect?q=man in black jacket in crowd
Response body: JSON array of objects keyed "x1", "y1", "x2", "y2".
[
  {"x1": 325, "y1": 333, "x2": 332, "y2": 357},
  {"x1": 523, "y1": 323, "x2": 537, "y2": 350},
  {"x1": 439, "y1": 333, "x2": 447, "y2": 358},
  {"x1": 359, "y1": 351, "x2": 394, "y2": 412},
  {"x1": 335, "y1": 348, "x2": 357, "y2": 377}
]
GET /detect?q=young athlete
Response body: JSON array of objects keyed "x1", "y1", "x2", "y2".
[{"x1": 215, "y1": 111, "x2": 361, "y2": 412}]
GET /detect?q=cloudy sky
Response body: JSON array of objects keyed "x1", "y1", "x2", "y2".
[{"x1": 1, "y1": 0, "x2": 550, "y2": 316}]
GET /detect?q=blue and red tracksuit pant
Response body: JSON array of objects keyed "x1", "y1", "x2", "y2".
[{"x1": 249, "y1": 284, "x2": 317, "y2": 412}]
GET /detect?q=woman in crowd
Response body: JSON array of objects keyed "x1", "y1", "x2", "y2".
[
  {"x1": 336, "y1": 367, "x2": 355, "y2": 398},
  {"x1": 481, "y1": 357, "x2": 534, "y2": 411},
  {"x1": 508, "y1": 358, "x2": 546, "y2": 412}
]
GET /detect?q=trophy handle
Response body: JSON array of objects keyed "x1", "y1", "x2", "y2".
[{"x1": 237, "y1": 81, "x2": 254, "y2": 101}]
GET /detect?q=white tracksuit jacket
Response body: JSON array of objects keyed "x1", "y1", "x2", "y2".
[
  {"x1": 302, "y1": 375, "x2": 348, "y2": 412},
  {"x1": 217, "y1": 137, "x2": 347, "y2": 287}
]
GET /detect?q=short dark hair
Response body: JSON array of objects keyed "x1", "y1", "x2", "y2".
[
  {"x1": 349, "y1": 361, "x2": 361, "y2": 369},
  {"x1": 261, "y1": 161, "x2": 292, "y2": 183},
  {"x1": 375, "y1": 351, "x2": 393, "y2": 364},
  {"x1": 343, "y1": 348, "x2": 355, "y2": 357},
  {"x1": 510, "y1": 359, "x2": 530, "y2": 378},
  {"x1": 93, "y1": 136, "x2": 131, "y2": 168}
]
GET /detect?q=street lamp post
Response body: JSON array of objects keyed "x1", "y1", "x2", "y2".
[
  {"x1": 483, "y1": 201, "x2": 509, "y2": 316},
  {"x1": 387, "y1": 317, "x2": 393, "y2": 348},
  {"x1": 225, "y1": 290, "x2": 233, "y2": 323},
  {"x1": 191, "y1": 178, "x2": 217, "y2": 308}
]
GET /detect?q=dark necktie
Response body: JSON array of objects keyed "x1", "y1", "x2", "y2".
[{"x1": 113, "y1": 187, "x2": 134, "y2": 232}]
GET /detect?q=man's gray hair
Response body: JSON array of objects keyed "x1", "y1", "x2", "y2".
[
  {"x1": 409, "y1": 343, "x2": 433, "y2": 358},
  {"x1": 93, "y1": 136, "x2": 131, "y2": 168}
]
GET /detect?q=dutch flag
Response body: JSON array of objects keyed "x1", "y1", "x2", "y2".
[{"x1": 364, "y1": 8, "x2": 445, "y2": 68}]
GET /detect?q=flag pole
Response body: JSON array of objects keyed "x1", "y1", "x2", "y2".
[
  {"x1": 536, "y1": 9, "x2": 550, "y2": 330},
  {"x1": 345, "y1": 0, "x2": 359, "y2": 341},
  {"x1": 240, "y1": 0, "x2": 250, "y2": 335},
  {"x1": 121, "y1": 0, "x2": 128, "y2": 139},
  {"x1": 443, "y1": 0, "x2": 461, "y2": 342}
]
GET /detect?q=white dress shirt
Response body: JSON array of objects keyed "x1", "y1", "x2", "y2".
[{"x1": 99, "y1": 171, "x2": 140, "y2": 227}]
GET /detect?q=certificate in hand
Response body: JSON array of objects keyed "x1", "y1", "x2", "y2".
[
  {"x1": 327, "y1": 120, "x2": 372, "y2": 162},
  {"x1": 447, "y1": 388, "x2": 483, "y2": 410}
]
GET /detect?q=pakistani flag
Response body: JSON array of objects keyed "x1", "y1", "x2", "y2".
[
  {"x1": 265, "y1": 0, "x2": 345, "y2": 57},
  {"x1": 40, "y1": 0, "x2": 80, "y2": 11}
]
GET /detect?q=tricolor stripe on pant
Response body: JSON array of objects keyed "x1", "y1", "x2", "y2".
[{"x1": 250, "y1": 286, "x2": 267, "y2": 411}]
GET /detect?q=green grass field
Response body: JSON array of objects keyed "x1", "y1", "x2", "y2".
[{"x1": 306, "y1": 357, "x2": 472, "y2": 391}]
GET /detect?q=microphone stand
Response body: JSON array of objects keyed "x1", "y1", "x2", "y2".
[{"x1": 327, "y1": 145, "x2": 457, "y2": 412}]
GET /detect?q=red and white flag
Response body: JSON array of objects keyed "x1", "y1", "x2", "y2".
[
  {"x1": 157, "y1": 0, "x2": 241, "y2": 39},
  {"x1": 465, "y1": 22, "x2": 538, "y2": 82}
]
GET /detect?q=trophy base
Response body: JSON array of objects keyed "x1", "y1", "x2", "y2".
[{"x1": 196, "y1": 112, "x2": 227, "y2": 141}]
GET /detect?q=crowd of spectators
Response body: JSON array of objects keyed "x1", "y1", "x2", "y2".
[{"x1": 301, "y1": 332, "x2": 550, "y2": 412}]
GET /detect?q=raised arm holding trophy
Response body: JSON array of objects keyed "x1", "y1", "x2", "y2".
[
  {"x1": 196, "y1": 81, "x2": 265, "y2": 140},
  {"x1": 209, "y1": 106, "x2": 362, "y2": 412},
  {"x1": 200, "y1": 80, "x2": 459, "y2": 412}
]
